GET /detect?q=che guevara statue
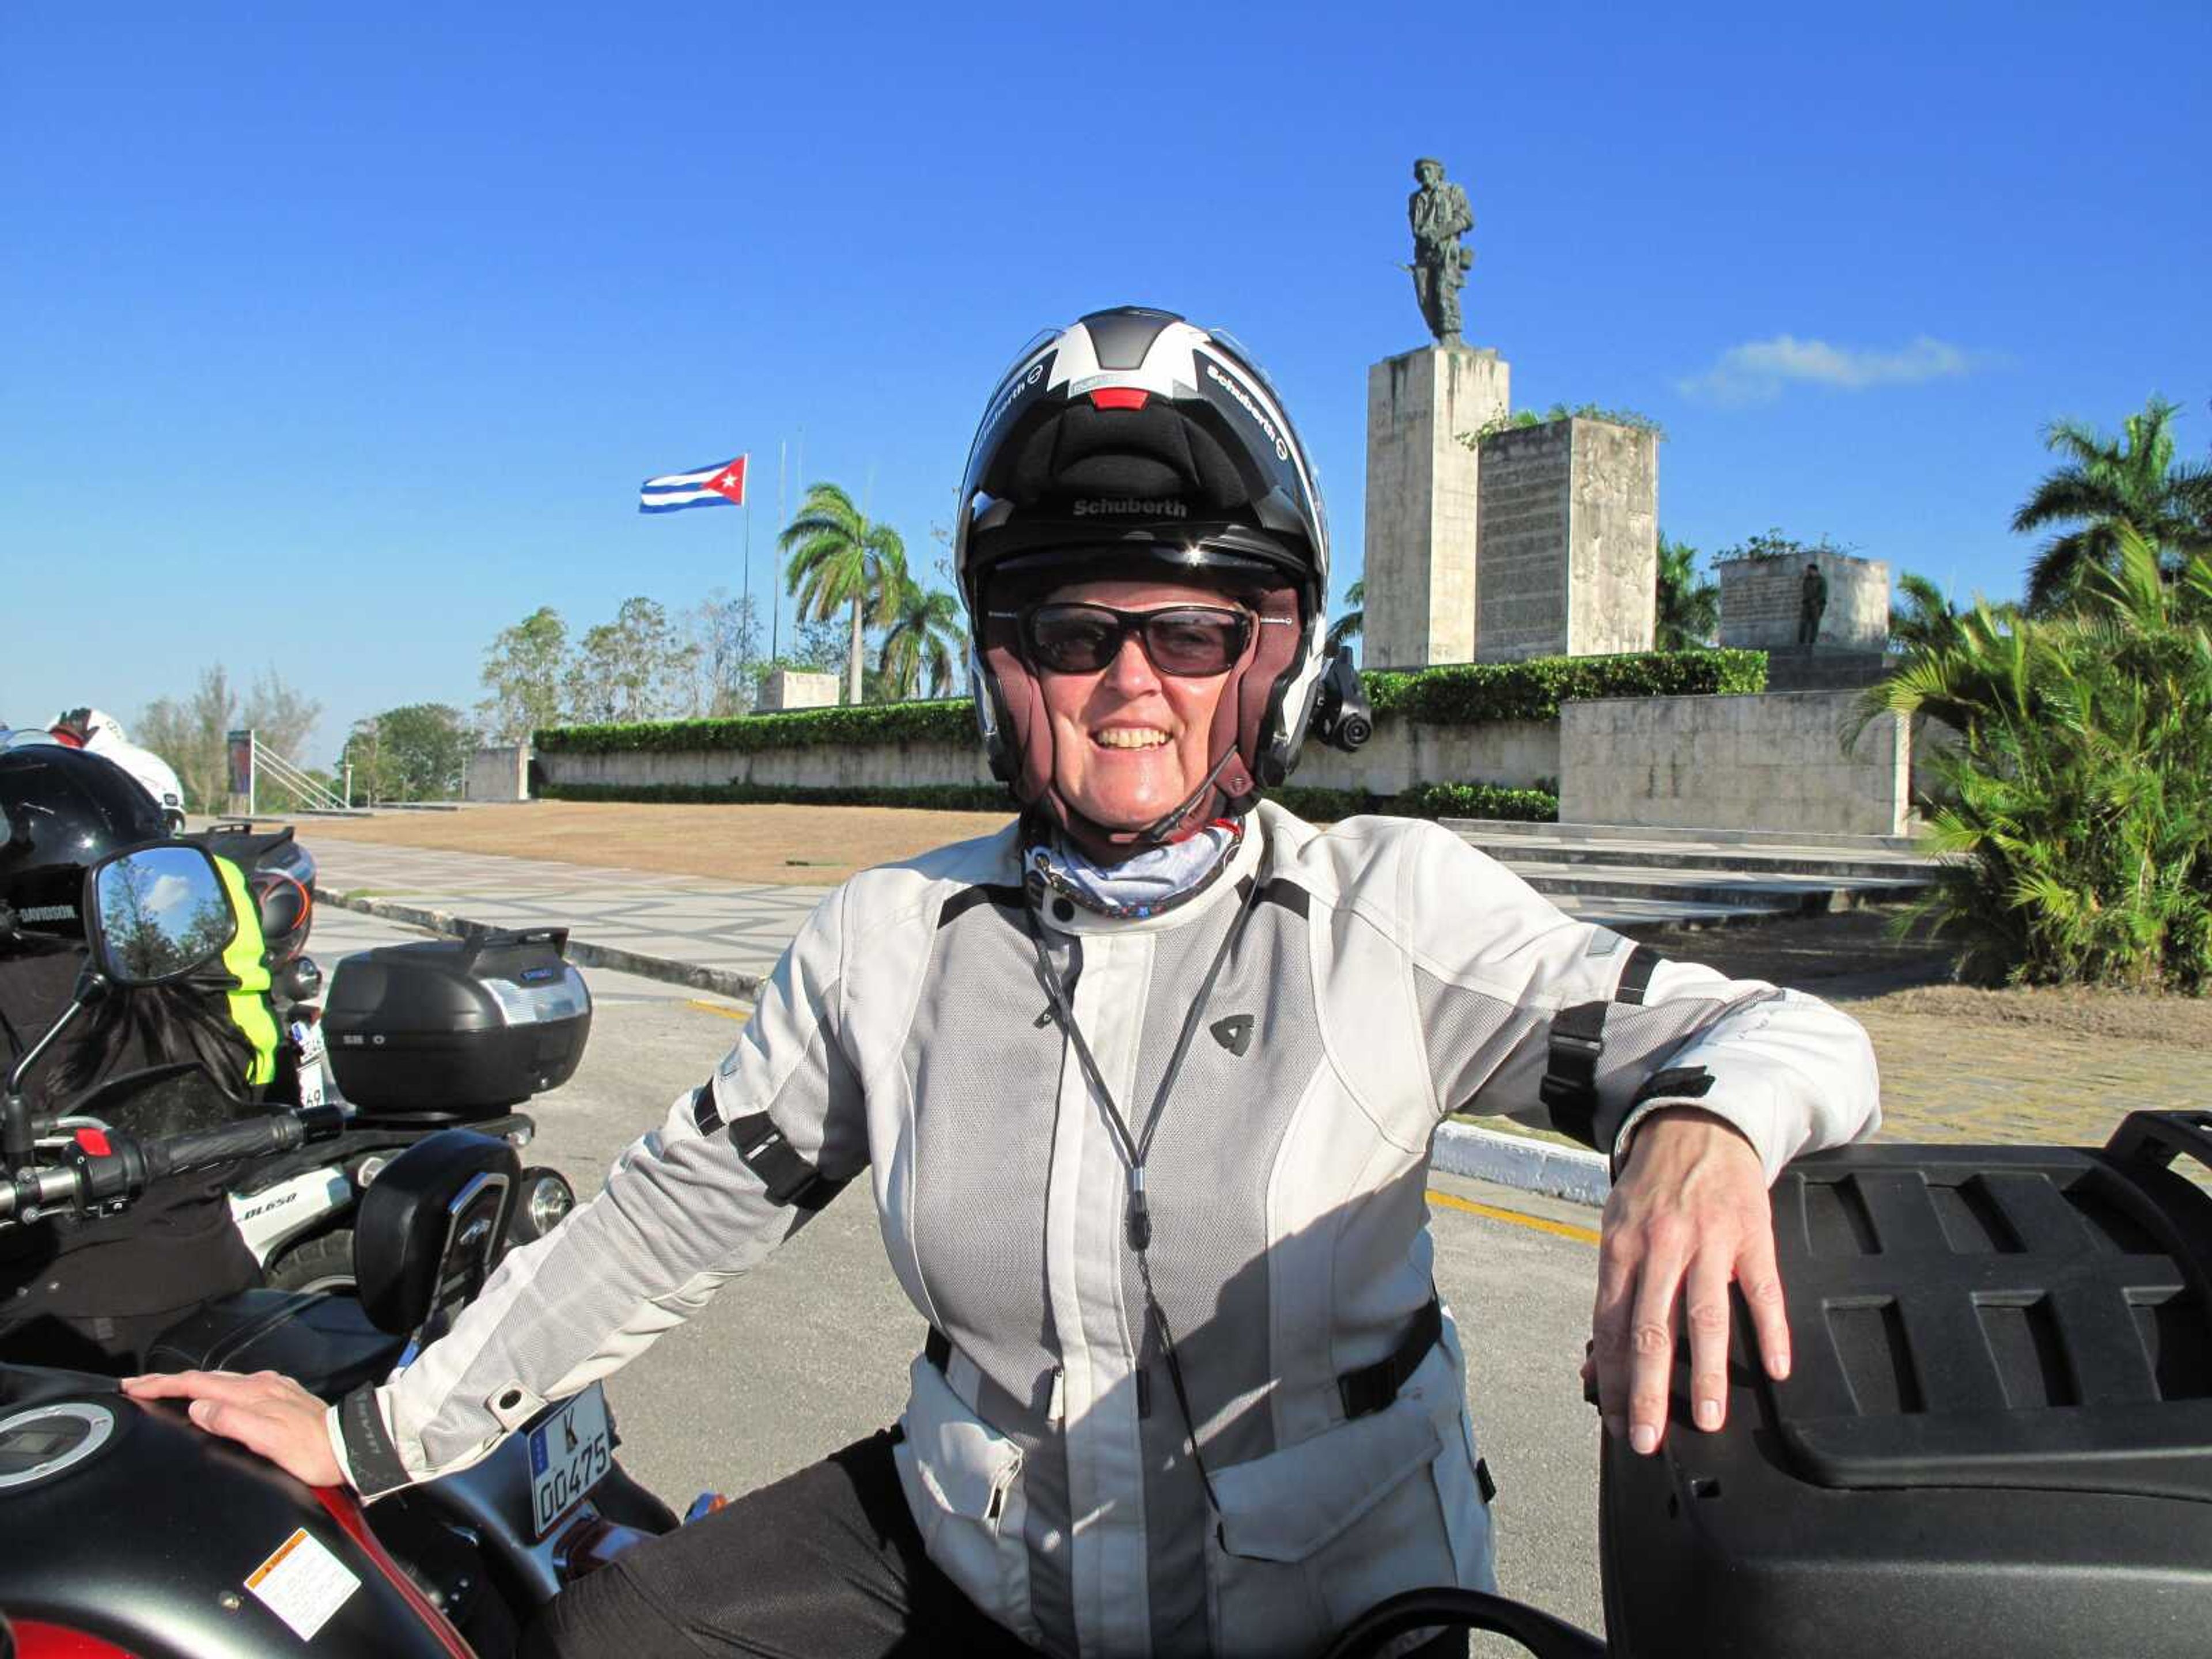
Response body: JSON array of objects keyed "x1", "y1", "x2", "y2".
[{"x1": 1407, "y1": 157, "x2": 1475, "y2": 346}]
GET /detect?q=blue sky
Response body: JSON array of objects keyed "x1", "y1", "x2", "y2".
[{"x1": 5, "y1": 2, "x2": 2207, "y2": 768}]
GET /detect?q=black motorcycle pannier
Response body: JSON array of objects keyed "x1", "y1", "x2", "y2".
[
  {"x1": 323, "y1": 927, "x2": 591, "y2": 1120},
  {"x1": 1601, "y1": 1109, "x2": 2212, "y2": 1657}
]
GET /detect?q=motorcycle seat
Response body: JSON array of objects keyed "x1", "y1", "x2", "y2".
[{"x1": 145, "y1": 1288, "x2": 407, "y2": 1401}]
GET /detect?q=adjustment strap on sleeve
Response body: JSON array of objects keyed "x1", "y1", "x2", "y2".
[
  {"x1": 726, "y1": 1110, "x2": 848, "y2": 1211},
  {"x1": 1540, "y1": 945, "x2": 1665, "y2": 1145}
]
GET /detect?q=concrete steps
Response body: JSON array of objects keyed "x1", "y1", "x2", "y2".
[
  {"x1": 1443, "y1": 817, "x2": 1943, "y2": 933},
  {"x1": 1760, "y1": 646, "x2": 1894, "y2": 692}
]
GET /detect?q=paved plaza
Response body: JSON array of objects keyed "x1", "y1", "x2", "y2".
[{"x1": 307, "y1": 834, "x2": 2210, "y2": 1168}]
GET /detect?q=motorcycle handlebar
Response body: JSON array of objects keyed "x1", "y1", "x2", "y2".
[
  {"x1": 142, "y1": 1103, "x2": 343, "y2": 1182},
  {"x1": 0, "y1": 1103, "x2": 344, "y2": 1225}
]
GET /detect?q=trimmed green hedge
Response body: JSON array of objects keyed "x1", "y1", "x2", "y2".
[
  {"x1": 1361, "y1": 649, "x2": 1765, "y2": 723},
  {"x1": 540, "y1": 778, "x2": 1559, "y2": 824},
  {"x1": 541, "y1": 780, "x2": 1011, "y2": 812},
  {"x1": 532, "y1": 651, "x2": 1764, "y2": 756}
]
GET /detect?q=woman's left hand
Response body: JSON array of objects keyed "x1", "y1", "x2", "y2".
[{"x1": 1585, "y1": 1107, "x2": 1787, "y2": 1455}]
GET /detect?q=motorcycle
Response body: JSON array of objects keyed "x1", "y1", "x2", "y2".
[
  {"x1": 173, "y1": 821, "x2": 589, "y2": 1293},
  {"x1": 0, "y1": 840, "x2": 674, "y2": 1657}
]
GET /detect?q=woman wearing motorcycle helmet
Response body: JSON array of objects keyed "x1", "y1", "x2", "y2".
[
  {"x1": 0, "y1": 743, "x2": 277, "y2": 1370},
  {"x1": 139, "y1": 309, "x2": 1880, "y2": 1659}
]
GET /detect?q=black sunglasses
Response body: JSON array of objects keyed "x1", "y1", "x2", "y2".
[{"x1": 999, "y1": 603, "x2": 1256, "y2": 677}]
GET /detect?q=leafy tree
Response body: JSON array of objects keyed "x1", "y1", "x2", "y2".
[
  {"x1": 137, "y1": 664, "x2": 320, "y2": 811},
  {"x1": 1713, "y1": 527, "x2": 1851, "y2": 565},
  {"x1": 342, "y1": 704, "x2": 476, "y2": 803},
  {"x1": 564, "y1": 597, "x2": 698, "y2": 724},
  {"x1": 875, "y1": 554, "x2": 965, "y2": 700},
  {"x1": 1327, "y1": 579, "x2": 1365, "y2": 655},
  {"x1": 780, "y1": 482, "x2": 906, "y2": 704},
  {"x1": 1654, "y1": 534, "x2": 1718, "y2": 650},
  {"x1": 1858, "y1": 527, "x2": 2212, "y2": 989},
  {"x1": 2013, "y1": 396, "x2": 2212, "y2": 613},
  {"x1": 682, "y1": 589, "x2": 763, "y2": 717},
  {"x1": 478, "y1": 607, "x2": 571, "y2": 741}
]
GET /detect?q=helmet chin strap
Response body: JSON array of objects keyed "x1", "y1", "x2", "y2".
[{"x1": 1044, "y1": 745, "x2": 1237, "y2": 862}]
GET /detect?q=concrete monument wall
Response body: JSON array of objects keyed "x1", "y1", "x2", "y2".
[
  {"x1": 1567, "y1": 420, "x2": 1658, "y2": 655},
  {"x1": 1362, "y1": 345, "x2": 1509, "y2": 669},
  {"x1": 753, "y1": 669, "x2": 841, "y2": 711},
  {"x1": 540, "y1": 738, "x2": 995, "y2": 793},
  {"x1": 1558, "y1": 690, "x2": 1911, "y2": 836},
  {"x1": 464, "y1": 745, "x2": 531, "y2": 802},
  {"x1": 535, "y1": 717, "x2": 1557, "y2": 798},
  {"x1": 1718, "y1": 551, "x2": 1889, "y2": 651},
  {"x1": 1474, "y1": 417, "x2": 1657, "y2": 661}
]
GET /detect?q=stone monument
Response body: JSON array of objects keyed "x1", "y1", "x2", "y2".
[
  {"x1": 753, "y1": 668, "x2": 840, "y2": 713},
  {"x1": 1718, "y1": 549, "x2": 1889, "y2": 652},
  {"x1": 1364, "y1": 158, "x2": 1507, "y2": 669},
  {"x1": 1475, "y1": 416, "x2": 1658, "y2": 661}
]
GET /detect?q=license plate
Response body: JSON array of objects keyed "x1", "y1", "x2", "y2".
[
  {"x1": 526, "y1": 1384, "x2": 612, "y2": 1539},
  {"x1": 291, "y1": 1021, "x2": 328, "y2": 1110}
]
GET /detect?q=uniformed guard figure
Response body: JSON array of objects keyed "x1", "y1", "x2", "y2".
[{"x1": 1797, "y1": 560, "x2": 1830, "y2": 645}]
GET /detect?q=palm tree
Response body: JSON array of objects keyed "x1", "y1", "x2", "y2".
[
  {"x1": 1654, "y1": 533, "x2": 1718, "y2": 650},
  {"x1": 876, "y1": 558, "x2": 966, "y2": 699},
  {"x1": 1888, "y1": 571, "x2": 1970, "y2": 657},
  {"x1": 2013, "y1": 396, "x2": 2212, "y2": 613},
  {"x1": 1326, "y1": 579, "x2": 1364, "y2": 655},
  {"x1": 780, "y1": 482, "x2": 907, "y2": 704}
]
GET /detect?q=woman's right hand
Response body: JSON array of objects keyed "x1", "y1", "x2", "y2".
[{"x1": 121, "y1": 1369, "x2": 345, "y2": 1488}]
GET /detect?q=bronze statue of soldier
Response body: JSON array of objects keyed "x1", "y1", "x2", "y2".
[{"x1": 1407, "y1": 157, "x2": 1475, "y2": 346}]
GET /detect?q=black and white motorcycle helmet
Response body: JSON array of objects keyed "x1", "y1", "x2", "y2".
[{"x1": 955, "y1": 306, "x2": 1352, "y2": 845}]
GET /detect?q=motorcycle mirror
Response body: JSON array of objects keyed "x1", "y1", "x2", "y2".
[{"x1": 83, "y1": 842, "x2": 235, "y2": 987}]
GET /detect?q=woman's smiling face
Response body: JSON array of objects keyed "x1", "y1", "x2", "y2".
[{"x1": 1032, "y1": 577, "x2": 1243, "y2": 840}]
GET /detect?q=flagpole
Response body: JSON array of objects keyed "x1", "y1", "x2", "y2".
[
  {"x1": 741, "y1": 460, "x2": 752, "y2": 694},
  {"x1": 774, "y1": 438, "x2": 787, "y2": 664}
]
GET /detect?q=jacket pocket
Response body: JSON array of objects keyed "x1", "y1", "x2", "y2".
[
  {"x1": 1207, "y1": 1397, "x2": 1444, "y2": 1658},
  {"x1": 892, "y1": 1354, "x2": 1040, "y2": 1646}
]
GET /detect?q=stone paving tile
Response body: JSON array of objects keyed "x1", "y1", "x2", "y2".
[
  {"x1": 312, "y1": 840, "x2": 2206, "y2": 1157},
  {"x1": 312, "y1": 840, "x2": 833, "y2": 986},
  {"x1": 1849, "y1": 1004, "x2": 2207, "y2": 1150}
]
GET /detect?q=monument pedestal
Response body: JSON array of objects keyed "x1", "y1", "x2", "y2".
[
  {"x1": 1475, "y1": 416, "x2": 1658, "y2": 661},
  {"x1": 1362, "y1": 345, "x2": 1509, "y2": 668}
]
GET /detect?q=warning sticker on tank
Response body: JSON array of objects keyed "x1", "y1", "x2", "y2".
[{"x1": 245, "y1": 1527, "x2": 361, "y2": 1640}]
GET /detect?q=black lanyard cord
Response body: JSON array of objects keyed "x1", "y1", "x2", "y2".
[{"x1": 1025, "y1": 874, "x2": 1263, "y2": 1517}]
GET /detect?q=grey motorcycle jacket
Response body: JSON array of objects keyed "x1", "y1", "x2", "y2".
[{"x1": 328, "y1": 804, "x2": 1881, "y2": 1658}]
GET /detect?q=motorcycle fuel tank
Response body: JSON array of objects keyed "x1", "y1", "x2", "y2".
[{"x1": 0, "y1": 1367, "x2": 465, "y2": 1657}]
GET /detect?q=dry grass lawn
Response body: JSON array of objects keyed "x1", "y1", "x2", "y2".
[{"x1": 298, "y1": 801, "x2": 1012, "y2": 888}]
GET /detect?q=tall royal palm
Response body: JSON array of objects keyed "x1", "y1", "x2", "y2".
[
  {"x1": 2013, "y1": 396, "x2": 2212, "y2": 613},
  {"x1": 1654, "y1": 533, "x2": 1718, "y2": 650},
  {"x1": 780, "y1": 482, "x2": 907, "y2": 704},
  {"x1": 876, "y1": 559, "x2": 966, "y2": 700}
]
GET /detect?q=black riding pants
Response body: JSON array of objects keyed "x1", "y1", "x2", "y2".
[{"x1": 519, "y1": 1429, "x2": 1471, "y2": 1658}]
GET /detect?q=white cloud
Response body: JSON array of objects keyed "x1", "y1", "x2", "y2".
[{"x1": 1678, "y1": 334, "x2": 1990, "y2": 404}]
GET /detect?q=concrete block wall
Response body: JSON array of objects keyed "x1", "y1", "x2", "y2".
[
  {"x1": 539, "y1": 738, "x2": 996, "y2": 794},
  {"x1": 1362, "y1": 346, "x2": 1508, "y2": 669},
  {"x1": 464, "y1": 745, "x2": 530, "y2": 802},
  {"x1": 1558, "y1": 690, "x2": 1911, "y2": 836},
  {"x1": 537, "y1": 718, "x2": 1555, "y2": 800},
  {"x1": 1718, "y1": 551, "x2": 1889, "y2": 651},
  {"x1": 755, "y1": 669, "x2": 841, "y2": 711}
]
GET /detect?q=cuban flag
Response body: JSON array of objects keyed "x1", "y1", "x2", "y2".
[{"x1": 639, "y1": 454, "x2": 748, "y2": 514}]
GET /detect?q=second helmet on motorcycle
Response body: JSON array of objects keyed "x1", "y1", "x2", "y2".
[
  {"x1": 953, "y1": 306, "x2": 1335, "y2": 849},
  {"x1": 0, "y1": 744, "x2": 172, "y2": 938}
]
